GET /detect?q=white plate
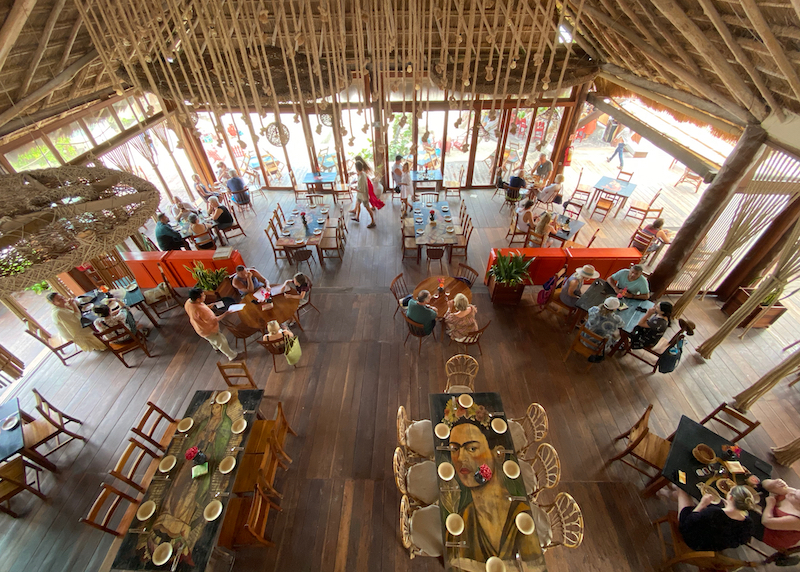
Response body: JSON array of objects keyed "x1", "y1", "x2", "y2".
[
  {"x1": 308, "y1": 204, "x2": 318, "y2": 209},
  {"x1": 442, "y1": 206, "x2": 450, "y2": 212},
  {"x1": 77, "y1": 294, "x2": 94, "y2": 304},
  {"x1": 281, "y1": 230, "x2": 291, "y2": 236},
  {"x1": 515, "y1": 512, "x2": 535, "y2": 535},
  {"x1": 136, "y1": 500, "x2": 156, "y2": 521},
  {"x1": 313, "y1": 229, "x2": 323, "y2": 235},
  {"x1": 445, "y1": 513, "x2": 464, "y2": 536},
  {"x1": 291, "y1": 209, "x2": 299, "y2": 214},
  {"x1": 158, "y1": 455, "x2": 176, "y2": 473},
  {"x1": 320, "y1": 209, "x2": 330, "y2": 214},
  {"x1": 286, "y1": 219, "x2": 294, "y2": 225},
  {"x1": 219, "y1": 456, "x2": 236, "y2": 474},
  {"x1": 458, "y1": 394, "x2": 473, "y2": 408},
  {"x1": 491, "y1": 418, "x2": 508, "y2": 434},
  {"x1": 438, "y1": 462, "x2": 455, "y2": 481},
  {"x1": 503, "y1": 460, "x2": 521, "y2": 479},
  {"x1": 425, "y1": 202, "x2": 433, "y2": 207},
  {"x1": 444, "y1": 216, "x2": 452, "y2": 222},
  {"x1": 2, "y1": 416, "x2": 19, "y2": 431},
  {"x1": 414, "y1": 217, "x2": 423, "y2": 223},
  {"x1": 295, "y1": 239, "x2": 305, "y2": 244},
  {"x1": 81, "y1": 303, "x2": 94, "y2": 313},
  {"x1": 177, "y1": 418, "x2": 194, "y2": 432},
  {"x1": 446, "y1": 227, "x2": 455, "y2": 233},
  {"x1": 152, "y1": 542, "x2": 173, "y2": 566},
  {"x1": 434, "y1": 423, "x2": 450, "y2": 439},
  {"x1": 204, "y1": 499, "x2": 223, "y2": 521},
  {"x1": 416, "y1": 229, "x2": 424, "y2": 235},
  {"x1": 216, "y1": 391, "x2": 231, "y2": 404},
  {"x1": 231, "y1": 419, "x2": 247, "y2": 434},
  {"x1": 486, "y1": 556, "x2": 506, "y2": 572},
  {"x1": 413, "y1": 209, "x2": 421, "y2": 214}
]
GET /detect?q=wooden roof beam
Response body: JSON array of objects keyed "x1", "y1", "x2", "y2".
[
  {"x1": 630, "y1": 0, "x2": 704, "y2": 78},
  {"x1": 0, "y1": 0, "x2": 39, "y2": 76},
  {"x1": 16, "y1": 0, "x2": 67, "y2": 100},
  {"x1": 43, "y1": 16, "x2": 82, "y2": 106},
  {"x1": 649, "y1": 0, "x2": 768, "y2": 121},
  {"x1": 739, "y1": 0, "x2": 800, "y2": 103}
]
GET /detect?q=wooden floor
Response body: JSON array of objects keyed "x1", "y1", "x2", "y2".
[{"x1": 1, "y1": 149, "x2": 799, "y2": 572}]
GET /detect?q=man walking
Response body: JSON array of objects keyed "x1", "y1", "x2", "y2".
[{"x1": 184, "y1": 288, "x2": 244, "y2": 361}]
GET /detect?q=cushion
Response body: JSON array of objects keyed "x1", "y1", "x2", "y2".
[
  {"x1": 509, "y1": 420, "x2": 527, "y2": 453},
  {"x1": 406, "y1": 461, "x2": 438, "y2": 506},
  {"x1": 446, "y1": 385, "x2": 472, "y2": 394},
  {"x1": 409, "y1": 504, "x2": 443, "y2": 557},
  {"x1": 531, "y1": 504, "x2": 553, "y2": 548},
  {"x1": 406, "y1": 420, "x2": 434, "y2": 458},
  {"x1": 520, "y1": 460, "x2": 538, "y2": 496}
]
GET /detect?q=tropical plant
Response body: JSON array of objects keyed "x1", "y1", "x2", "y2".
[
  {"x1": 487, "y1": 251, "x2": 532, "y2": 286},
  {"x1": 24, "y1": 280, "x2": 51, "y2": 294},
  {"x1": 761, "y1": 291, "x2": 781, "y2": 306},
  {"x1": 388, "y1": 114, "x2": 413, "y2": 160},
  {"x1": 184, "y1": 261, "x2": 228, "y2": 291}
]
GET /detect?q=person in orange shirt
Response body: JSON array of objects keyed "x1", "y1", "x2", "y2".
[{"x1": 184, "y1": 288, "x2": 244, "y2": 361}]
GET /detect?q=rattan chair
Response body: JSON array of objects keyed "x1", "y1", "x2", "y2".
[
  {"x1": 397, "y1": 405, "x2": 434, "y2": 460},
  {"x1": 608, "y1": 404, "x2": 670, "y2": 480},
  {"x1": 400, "y1": 495, "x2": 443, "y2": 558},
  {"x1": 521, "y1": 443, "x2": 561, "y2": 502},
  {"x1": 444, "y1": 354, "x2": 479, "y2": 392},
  {"x1": 393, "y1": 447, "x2": 438, "y2": 506},
  {"x1": 510, "y1": 402, "x2": 549, "y2": 456},
  {"x1": 541, "y1": 492, "x2": 584, "y2": 550}
]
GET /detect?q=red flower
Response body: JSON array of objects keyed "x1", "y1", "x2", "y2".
[
  {"x1": 301, "y1": 212, "x2": 306, "y2": 216},
  {"x1": 430, "y1": 209, "x2": 435, "y2": 214},
  {"x1": 478, "y1": 464, "x2": 492, "y2": 480},
  {"x1": 185, "y1": 446, "x2": 198, "y2": 461}
]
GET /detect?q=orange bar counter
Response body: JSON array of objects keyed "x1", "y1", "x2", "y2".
[{"x1": 121, "y1": 250, "x2": 246, "y2": 288}]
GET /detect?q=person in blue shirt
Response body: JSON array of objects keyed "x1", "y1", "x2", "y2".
[
  {"x1": 608, "y1": 265, "x2": 650, "y2": 300},
  {"x1": 226, "y1": 169, "x2": 250, "y2": 205},
  {"x1": 406, "y1": 290, "x2": 438, "y2": 335}
]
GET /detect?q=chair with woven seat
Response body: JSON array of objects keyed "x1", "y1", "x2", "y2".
[
  {"x1": 218, "y1": 207, "x2": 247, "y2": 241},
  {"x1": 401, "y1": 226, "x2": 421, "y2": 263},
  {"x1": 221, "y1": 318, "x2": 262, "y2": 356},
  {"x1": 19, "y1": 389, "x2": 85, "y2": 463},
  {"x1": 443, "y1": 166, "x2": 465, "y2": 198},
  {"x1": 232, "y1": 433, "x2": 288, "y2": 497},
  {"x1": 80, "y1": 483, "x2": 140, "y2": 536},
  {"x1": 454, "y1": 320, "x2": 490, "y2": 355},
  {"x1": 23, "y1": 319, "x2": 81, "y2": 366},
  {"x1": 400, "y1": 495, "x2": 444, "y2": 558},
  {"x1": 510, "y1": 402, "x2": 549, "y2": 456},
  {"x1": 390, "y1": 273, "x2": 411, "y2": 318},
  {"x1": 425, "y1": 246, "x2": 446, "y2": 275},
  {"x1": 520, "y1": 442, "x2": 561, "y2": 502},
  {"x1": 675, "y1": 167, "x2": 705, "y2": 193},
  {"x1": 217, "y1": 361, "x2": 258, "y2": 390},
  {"x1": 243, "y1": 402, "x2": 296, "y2": 457},
  {"x1": 608, "y1": 404, "x2": 671, "y2": 481},
  {"x1": 393, "y1": 447, "x2": 438, "y2": 507},
  {"x1": 541, "y1": 492, "x2": 584, "y2": 550},
  {"x1": 563, "y1": 325, "x2": 606, "y2": 372},
  {"x1": 257, "y1": 337, "x2": 296, "y2": 372},
  {"x1": 93, "y1": 324, "x2": 153, "y2": 368},
  {"x1": 317, "y1": 226, "x2": 344, "y2": 263},
  {"x1": 0, "y1": 457, "x2": 46, "y2": 517},
  {"x1": 524, "y1": 230, "x2": 546, "y2": 248},
  {"x1": 624, "y1": 189, "x2": 662, "y2": 222},
  {"x1": 507, "y1": 213, "x2": 529, "y2": 246},
  {"x1": 626, "y1": 318, "x2": 695, "y2": 373},
  {"x1": 230, "y1": 189, "x2": 256, "y2": 216},
  {"x1": 444, "y1": 354, "x2": 479, "y2": 393},
  {"x1": 108, "y1": 437, "x2": 161, "y2": 496},
  {"x1": 589, "y1": 190, "x2": 616, "y2": 222},
  {"x1": 500, "y1": 184, "x2": 522, "y2": 212},
  {"x1": 131, "y1": 401, "x2": 177, "y2": 453},
  {"x1": 284, "y1": 245, "x2": 315, "y2": 276},
  {"x1": 265, "y1": 223, "x2": 289, "y2": 264},
  {"x1": 629, "y1": 228, "x2": 656, "y2": 259},
  {"x1": 698, "y1": 403, "x2": 760, "y2": 444},
  {"x1": 404, "y1": 315, "x2": 436, "y2": 354},
  {"x1": 454, "y1": 263, "x2": 479, "y2": 287},
  {"x1": 397, "y1": 405, "x2": 434, "y2": 460}
]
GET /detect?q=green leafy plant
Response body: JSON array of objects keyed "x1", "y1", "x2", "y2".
[
  {"x1": 388, "y1": 114, "x2": 413, "y2": 160},
  {"x1": 184, "y1": 261, "x2": 228, "y2": 292},
  {"x1": 761, "y1": 291, "x2": 781, "y2": 306},
  {"x1": 24, "y1": 280, "x2": 51, "y2": 294},
  {"x1": 487, "y1": 251, "x2": 532, "y2": 286}
]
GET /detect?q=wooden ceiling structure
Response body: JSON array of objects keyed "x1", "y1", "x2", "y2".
[{"x1": 0, "y1": 0, "x2": 798, "y2": 149}]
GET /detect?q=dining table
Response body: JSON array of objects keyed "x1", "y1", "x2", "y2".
[
  {"x1": 111, "y1": 389, "x2": 264, "y2": 572},
  {"x1": 78, "y1": 286, "x2": 160, "y2": 329},
  {"x1": 302, "y1": 171, "x2": 337, "y2": 193},
  {"x1": 174, "y1": 217, "x2": 225, "y2": 247},
  {"x1": 0, "y1": 399, "x2": 58, "y2": 472},
  {"x1": 413, "y1": 276, "x2": 472, "y2": 319},
  {"x1": 236, "y1": 291, "x2": 300, "y2": 331},
  {"x1": 645, "y1": 415, "x2": 772, "y2": 499},
  {"x1": 590, "y1": 176, "x2": 637, "y2": 217},
  {"x1": 547, "y1": 213, "x2": 586, "y2": 245},
  {"x1": 410, "y1": 201, "x2": 462, "y2": 247},
  {"x1": 574, "y1": 279, "x2": 654, "y2": 343},
  {"x1": 429, "y1": 392, "x2": 548, "y2": 572},
  {"x1": 411, "y1": 169, "x2": 444, "y2": 192},
  {"x1": 274, "y1": 205, "x2": 330, "y2": 255}
]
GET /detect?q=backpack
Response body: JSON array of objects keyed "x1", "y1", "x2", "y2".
[
  {"x1": 657, "y1": 338, "x2": 683, "y2": 373},
  {"x1": 537, "y1": 273, "x2": 560, "y2": 306}
]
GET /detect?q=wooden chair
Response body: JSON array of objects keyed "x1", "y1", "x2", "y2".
[
  {"x1": 401, "y1": 227, "x2": 421, "y2": 263},
  {"x1": 616, "y1": 169, "x2": 634, "y2": 182},
  {"x1": 333, "y1": 184, "x2": 352, "y2": 204},
  {"x1": 220, "y1": 318, "x2": 262, "y2": 356},
  {"x1": 93, "y1": 325, "x2": 153, "y2": 368},
  {"x1": 425, "y1": 246, "x2": 446, "y2": 275},
  {"x1": 80, "y1": 483, "x2": 140, "y2": 536},
  {"x1": 257, "y1": 337, "x2": 295, "y2": 372},
  {"x1": 624, "y1": 189, "x2": 661, "y2": 222},
  {"x1": 629, "y1": 228, "x2": 656, "y2": 257},
  {"x1": 218, "y1": 207, "x2": 247, "y2": 241},
  {"x1": 23, "y1": 319, "x2": 81, "y2": 366},
  {"x1": 444, "y1": 354, "x2": 479, "y2": 392},
  {"x1": 511, "y1": 402, "x2": 549, "y2": 456},
  {"x1": 393, "y1": 447, "x2": 438, "y2": 507},
  {"x1": 454, "y1": 263, "x2": 479, "y2": 287},
  {"x1": 443, "y1": 166, "x2": 465, "y2": 198},
  {"x1": 455, "y1": 320, "x2": 491, "y2": 355},
  {"x1": 524, "y1": 230, "x2": 546, "y2": 248},
  {"x1": 522, "y1": 442, "x2": 561, "y2": 502},
  {"x1": 108, "y1": 437, "x2": 161, "y2": 495},
  {"x1": 507, "y1": 213, "x2": 529, "y2": 246},
  {"x1": 317, "y1": 226, "x2": 344, "y2": 263},
  {"x1": 306, "y1": 193, "x2": 326, "y2": 206},
  {"x1": 284, "y1": 245, "x2": 315, "y2": 276},
  {"x1": 0, "y1": 458, "x2": 46, "y2": 517},
  {"x1": 265, "y1": 224, "x2": 289, "y2": 264},
  {"x1": 458, "y1": 200, "x2": 467, "y2": 224},
  {"x1": 218, "y1": 485, "x2": 281, "y2": 548},
  {"x1": 145, "y1": 263, "x2": 182, "y2": 317},
  {"x1": 608, "y1": 404, "x2": 671, "y2": 480},
  {"x1": 189, "y1": 231, "x2": 216, "y2": 250},
  {"x1": 231, "y1": 189, "x2": 256, "y2": 216},
  {"x1": 404, "y1": 315, "x2": 436, "y2": 354},
  {"x1": 675, "y1": 167, "x2": 704, "y2": 193},
  {"x1": 131, "y1": 401, "x2": 177, "y2": 453},
  {"x1": 698, "y1": 403, "x2": 760, "y2": 444},
  {"x1": 400, "y1": 494, "x2": 444, "y2": 558},
  {"x1": 653, "y1": 511, "x2": 758, "y2": 571},
  {"x1": 390, "y1": 273, "x2": 411, "y2": 318},
  {"x1": 541, "y1": 492, "x2": 584, "y2": 550},
  {"x1": 562, "y1": 228, "x2": 600, "y2": 249},
  {"x1": 217, "y1": 361, "x2": 258, "y2": 390},
  {"x1": 89, "y1": 250, "x2": 136, "y2": 290},
  {"x1": 449, "y1": 221, "x2": 472, "y2": 262},
  {"x1": 563, "y1": 200, "x2": 584, "y2": 220},
  {"x1": 20, "y1": 389, "x2": 86, "y2": 462},
  {"x1": 589, "y1": 191, "x2": 615, "y2": 222},
  {"x1": 500, "y1": 184, "x2": 522, "y2": 212},
  {"x1": 232, "y1": 430, "x2": 289, "y2": 496},
  {"x1": 243, "y1": 402, "x2": 296, "y2": 457},
  {"x1": 274, "y1": 203, "x2": 287, "y2": 226},
  {"x1": 626, "y1": 318, "x2": 695, "y2": 373},
  {"x1": 563, "y1": 325, "x2": 606, "y2": 372}
]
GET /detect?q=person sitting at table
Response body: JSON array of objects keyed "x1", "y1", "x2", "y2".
[
  {"x1": 93, "y1": 304, "x2": 145, "y2": 341},
  {"x1": 443, "y1": 293, "x2": 478, "y2": 342},
  {"x1": 753, "y1": 479, "x2": 800, "y2": 557},
  {"x1": 155, "y1": 213, "x2": 188, "y2": 251},
  {"x1": 168, "y1": 195, "x2": 198, "y2": 222},
  {"x1": 536, "y1": 173, "x2": 564, "y2": 205},
  {"x1": 282, "y1": 272, "x2": 311, "y2": 306},
  {"x1": 499, "y1": 169, "x2": 527, "y2": 193},
  {"x1": 630, "y1": 301, "x2": 672, "y2": 350},
  {"x1": 584, "y1": 297, "x2": 625, "y2": 349},
  {"x1": 263, "y1": 320, "x2": 295, "y2": 351},
  {"x1": 560, "y1": 264, "x2": 600, "y2": 308},
  {"x1": 406, "y1": 290, "x2": 437, "y2": 335},
  {"x1": 515, "y1": 200, "x2": 536, "y2": 233},
  {"x1": 192, "y1": 173, "x2": 219, "y2": 202},
  {"x1": 676, "y1": 485, "x2": 755, "y2": 552},
  {"x1": 533, "y1": 153, "x2": 553, "y2": 184},
  {"x1": 188, "y1": 213, "x2": 215, "y2": 250},
  {"x1": 609, "y1": 265, "x2": 650, "y2": 300},
  {"x1": 207, "y1": 197, "x2": 234, "y2": 230},
  {"x1": 233, "y1": 265, "x2": 268, "y2": 296},
  {"x1": 45, "y1": 292, "x2": 107, "y2": 351},
  {"x1": 226, "y1": 169, "x2": 250, "y2": 205},
  {"x1": 532, "y1": 211, "x2": 559, "y2": 247},
  {"x1": 638, "y1": 218, "x2": 673, "y2": 253},
  {"x1": 216, "y1": 161, "x2": 230, "y2": 185}
]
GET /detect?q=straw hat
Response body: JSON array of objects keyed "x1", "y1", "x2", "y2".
[
  {"x1": 577, "y1": 264, "x2": 600, "y2": 279},
  {"x1": 603, "y1": 297, "x2": 621, "y2": 310}
]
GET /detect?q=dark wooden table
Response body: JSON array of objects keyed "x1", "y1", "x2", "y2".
[
  {"x1": 112, "y1": 389, "x2": 264, "y2": 572},
  {"x1": 429, "y1": 392, "x2": 548, "y2": 571},
  {"x1": 549, "y1": 213, "x2": 586, "y2": 245},
  {"x1": 237, "y1": 292, "x2": 300, "y2": 331},
  {"x1": 652, "y1": 415, "x2": 772, "y2": 500},
  {"x1": 275, "y1": 206, "x2": 328, "y2": 249},
  {"x1": 413, "y1": 277, "x2": 472, "y2": 319}
]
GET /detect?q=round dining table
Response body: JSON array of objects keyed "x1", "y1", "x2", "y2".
[
  {"x1": 237, "y1": 292, "x2": 300, "y2": 330},
  {"x1": 413, "y1": 276, "x2": 472, "y2": 318}
]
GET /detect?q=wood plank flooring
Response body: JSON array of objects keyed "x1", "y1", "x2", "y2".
[{"x1": 0, "y1": 153, "x2": 798, "y2": 572}]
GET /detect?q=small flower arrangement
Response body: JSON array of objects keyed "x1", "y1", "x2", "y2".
[
  {"x1": 185, "y1": 446, "x2": 199, "y2": 461},
  {"x1": 301, "y1": 212, "x2": 307, "y2": 226},
  {"x1": 617, "y1": 287, "x2": 627, "y2": 299},
  {"x1": 474, "y1": 463, "x2": 493, "y2": 485},
  {"x1": 722, "y1": 444, "x2": 742, "y2": 458},
  {"x1": 438, "y1": 277, "x2": 445, "y2": 291}
]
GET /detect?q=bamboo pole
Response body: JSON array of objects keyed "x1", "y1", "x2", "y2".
[
  {"x1": 732, "y1": 348, "x2": 800, "y2": 413},
  {"x1": 772, "y1": 437, "x2": 800, "y2": 467}
]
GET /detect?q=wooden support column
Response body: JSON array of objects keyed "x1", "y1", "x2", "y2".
[
  {"x1": 716, "y1": 195, "x2": 800, "y2": 301},
  {"x1": 649, "y1": 125, "x2": 767, "y2": 298},
  {"x1": 176, "y1": 123, "x2": 215, "y2": 189},
  {"x1": 553, "y1": 83, "x2": 589, "y2": 176}
]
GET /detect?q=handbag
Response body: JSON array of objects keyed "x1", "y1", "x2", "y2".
[
  {"x1": 284, "y1": 332, "x2": 302, "y2": 366},
  {"x1": 588, "y1": 346, "x2": 605, "y2": 363},
  {"x1": 554, "y1": 193, "x2": 563, "y2": 205},
  {"x1": 657, "y1": 339, "x2": 683, "y2": 373}
]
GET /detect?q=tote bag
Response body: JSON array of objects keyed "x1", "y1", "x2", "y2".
[{"x1": 284, "y1": 333, "x2": 302, "y2": 366}]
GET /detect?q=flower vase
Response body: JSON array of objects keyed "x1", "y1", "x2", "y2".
[
  {"x1": 193, "y1": 451, "x2": 208, "y2": 466},
  {"x1": 474, "y1": 468, "x2": 488, "y2": 485}
]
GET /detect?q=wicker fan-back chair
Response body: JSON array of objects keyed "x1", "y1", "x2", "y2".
[
  {"x1": 397, "y1": 405, "x2": 410, "y2": 450},
  {"x1": 542, "y1": 492, "x2": 584, "y2": 550},
  {"x1": 400, "y1": 494, "x2": 443, "y2": 558},
  {"x1": 526, "y1": 443, "x2": 561, "y2": 502},
  {"x1": 511, "y1": 402, "x2": 549, "y2": 456},
  {"x1": 444, "y1": 354, "x2": 479, "y2": 392}
]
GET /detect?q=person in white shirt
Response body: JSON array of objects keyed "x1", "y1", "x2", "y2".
[
  {"x1": 169, "y1": 195, "x2": 198, "y2": 222},
  {"x1": 392, "y1": 155, "x2": 403, "y2": 192},
  {"x1": 400, "y1": 162, "x2": 413, "y2": 216}
]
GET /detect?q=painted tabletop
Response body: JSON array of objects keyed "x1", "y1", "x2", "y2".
[
  {"x1": 275, "y1": 206, "x2": 329, "y2": 247},
  {"x1": 79, "y1": 288, "x2": 145, "y2": 328},
  {"x1": 302, "y1": 172, "x2": 338, "y2": 184},
  {"x1": 411, "y1": 201, "x2": 461, "y2": 246},
  {"x1": 411, "y1": 169, "x2": 443, "y2": 182},
  {"x1": 593, "y1": 176, "x2": 636, "y2": 198},
  {"x1": 0, "y1": 399, "x2": 24, "y2": 463},
  {"x1": 575, "y1": 279, "x2": 654, "y2": 334}
]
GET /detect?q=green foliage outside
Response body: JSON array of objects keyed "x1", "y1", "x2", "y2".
[
  {"x1": 388, "y1": 114, "x2": 413, "y2": 160},
  {"x1": 24, "y1": 280, "x2": 51, "y2": 295}
]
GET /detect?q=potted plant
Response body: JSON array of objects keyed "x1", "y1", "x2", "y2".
[
  {"x1": 184, "y1": 261, "x2": 229, "y2": 301},
  {"x1": 487, "y1": 251, "x2": 532, "y2": 305},
  {"x1": 721, "y1": 287, "x2": 788, "y2": 329}
]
